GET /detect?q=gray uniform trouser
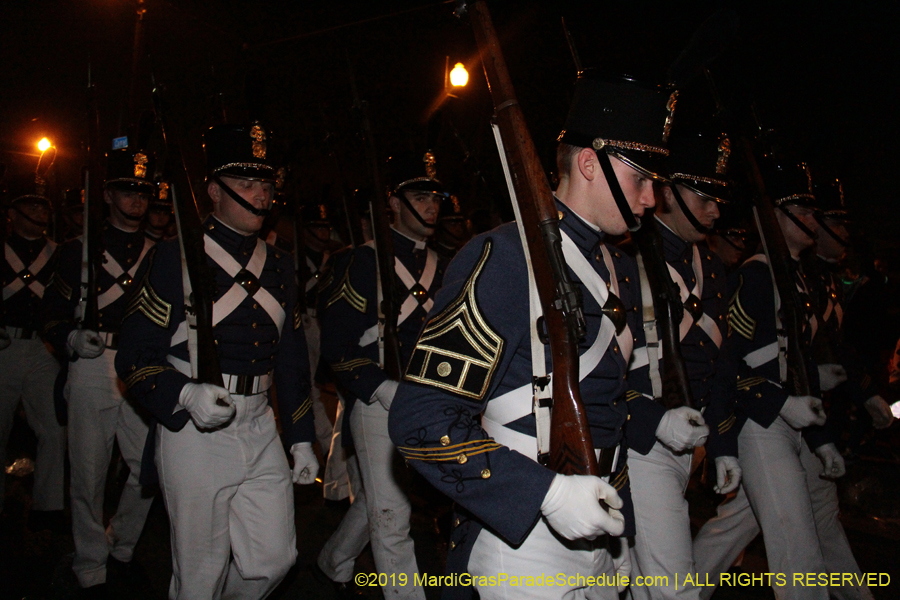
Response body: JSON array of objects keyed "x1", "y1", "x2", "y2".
[
  {"x1": 317, "y1": 398, "x2": 425, "y2": 600},
  {"x1": 68, "y1": 349, "x2": 154, "y2": 588},
  {"x1": 0, "y1": 337, "x2": 65, "y2": 513},
  {"x1": 692, "y1": 416, "x2": 872, "y2": 600},
  {"x1": 627, "y1": 442, "x2": 699, "y2": 600},
  {"x1": 157, "y1": 392, "x2": 296, "y2": 600}
]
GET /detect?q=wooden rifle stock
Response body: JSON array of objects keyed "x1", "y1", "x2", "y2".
[
  {"x1": 80, "y1": 72, "x2": 105, "y2": 332},
  {"x1": 152, "y1": 86, "x2": 224, "y2": 388},
  {"x1": 631, "y1": 218, "x2": 696, "y2": 409},
  {"x1": 346, "y1": 55, "x2": 402, "y2": 380},
  {"x1": 466, "y1": 1, "x2": 597, "y2": 478}
]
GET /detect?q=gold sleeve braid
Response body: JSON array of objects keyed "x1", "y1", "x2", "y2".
[
  {"x1": 123, "y1": 365, "x2": 176, "y2": 390},
  {"x1": 397, "y1": 438, "x2": 502, "y2": 464},
  {"x1": 48, "y1": 272, "x2": 73, "y2": 301}
]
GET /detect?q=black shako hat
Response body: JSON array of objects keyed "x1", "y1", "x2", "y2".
[
  {"x1": 204, "y1": 123, "x2": 278, "y2": 183},
  {"x1": 666, "y1": 127, "x2": 731, "y2": 203},
  {"x1": 6, "y1": 171, "x2": 52, "y2": 206},
  {"x1": 151, "y1": 180, "x2": 173, "y2": 210},
  {"x1": 760, "y1": 159, "x2": 815, "y2": 208},
  {"x1": 386, "y1": 150, "x2": 449, "y2": 199},
  {"x1": 812, "y1": 178, "x2": 850, "y2": 221},
  {"x1": 300, "y1": 202, "x2": 333, "y2": 226},
  {"x1": 105, "y1": 148, "x2": 156, "y2": 194},
  {"x1": 558, "y1": 70, "x2": 677, "y2": 180},
  {"x1": 439, "y1": 194, "x2": 466, "y2": 222}
]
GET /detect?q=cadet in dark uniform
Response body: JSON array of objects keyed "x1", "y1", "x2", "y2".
[
  {"x1": 807, "y1": 178, "x2": 893, "y2": 430},
  {"x1": 0, "y1": 168, "x2": 66, "y2": 531},
  {"x1": 42, "y1": 147, "x2": 158, "y2": 595},
  {"x1": 295, "y1": 201, "x2": 351, "y2": 502},
  {"x1": 114, "y1": 123, "x2": 316, "y2": 599},
  {"x1": 431, "y1": 194, "x2": 471, "y2": 264},
  {"x1": 624, "y1": 121, "x2": 741, "y2": 600},
  {"x1": 316, "y1": 151, "x2": 446, "y2": 600},
  {"x1": 692, "y1": 161, "x2": 870, "y2": 600},
  {"x1": 389, "y1": 71, "x2": 671, "y2": 600}
]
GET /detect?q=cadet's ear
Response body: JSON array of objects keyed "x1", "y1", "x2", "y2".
[
  {"x1": 576, "y1": 147, "x2": 597, "y2": 181},
  {"x1": 660, "y1": 184, "x2": 677, "y2": 212},
  {"x1": 388, "y1": 194, "x2": 402, "y2": 217},
  {"x1": 103, "y1": 188, "x2": 114, "y2": 205},
  {"x1": 208, "y1": 181, "x2": 221, "y2": 206}
]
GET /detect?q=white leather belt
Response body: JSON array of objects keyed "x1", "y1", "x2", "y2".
[{"x1": 7, "y1": 327, "x2": 39, "y2": 340}]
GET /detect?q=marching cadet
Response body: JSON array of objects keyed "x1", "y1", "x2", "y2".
[
  {"x1": 691, "y1": 161, "x2": 871, "y2": 600},
  {"x1": 707, "y1": 211, "x2": 753, "y2": 273},
  {"x1": 295, "y1": 200, "x2": 351, "y2": 503},
  {"x1": 42, "y1": 147, "x2": 158, "y2": 596},
  {"x1": 431, "y1": 194, "x2": 471, "y2": 264},
  {"x1": 807, "y1": 178, "x2": 893, "y2": 430},
  {"x1": 0, "y1": 167, "x2": 66, "y2": 532},
  {"x1": 143, "y1": 180, "x2": 174, "y2": 242},
  {"x1": 316, "y1": 151, "x2": 446, "y2": 600},
  {"x1": 114, "y1": 123, "x2": 317, "y2": 599},
  {"x1": 389, "y1": 71, "x2": 671, "y2": 600},
  {"x1": 623, "y1": 120, "x2": 741, "y2": 600}
]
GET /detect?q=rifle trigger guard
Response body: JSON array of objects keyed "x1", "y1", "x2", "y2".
[
  {"x1": 532, "y1": 375, "x2": 551, "y2": 392},
  {"x1": 535, "y1": 316, "x2": 549, "y2": 345}
]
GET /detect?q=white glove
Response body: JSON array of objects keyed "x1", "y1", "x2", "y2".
[
  {"x1": 541, "y1": 473, "x2": 624, "y2": 540},
  {"x1": 655, "y1": 406, "x2": 709, "y2": 452},
  {"x1": 0, "y1": 329, "x2": 10, "y2": 351},
  {"x1": 817, "y1": 364, "x2": 848, "y2": 392},
  {"x1": 290, "y1": 442, "x2": 319, "y2": 485},
  {"x1": 178, "y1": 382, "x2": 235, "y2": 429},
  {"x1": 814, "y1": 443, "x2": 846, "y2": 479},
  {"x1": 609, "y1": 538, "x2": 631, "y2": 592},
  {"x1": 713, "y1": 456, "x2": 742, "y2": 494},
  {"x1": 779, "y1": 395, "x2": 826, "y2": 429},
  {"x1": 864, "y1": 395, "x2": 895, "y2": 429},
  {"x1": 67, "y1": 329, "x2": 105, "y2": 358},
  {"x1": 371, "y1": 379, "x2": 400, "y2": 411}
]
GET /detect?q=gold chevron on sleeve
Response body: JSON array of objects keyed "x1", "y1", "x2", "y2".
[
  {"x1": 727, "y1": 274, "x2": 756, "y2": 340},
  {"x1": 718, "y1": 413, "x2": 737, "y2": 434},
  {"x1": 625, "y1": 389, "x2": 643, "y2": 402},
  {"x1": 125, "y1": 279, "x2": 172, "y2": 328},
  {"x1": 610, "y1": 465, "x2": 629, "y2": 491},
  {"x1": 404, "y1": 240, "x2": 503, "y2": 400},
  {"x1": 292, "y1": 395, "x2": 312, "y2": 423},
  {"x1": 48, "y1": 272, "x2": 72, "y2": 301},
  {"x1": 397, "y1": 438, "x2": 502, "y2": 463},
  {"x1": 324, "y1": 256, "x2": 367, "y2": 314},
  {"x1": 293, "y1": 302, "x2": 302, "y2": 330},
  {"x1": 331, "y1": 358, "x2": 375, "y2": 372},
  {"x1": 123, "y1": 365, "x2": 176, "y2": 390}
]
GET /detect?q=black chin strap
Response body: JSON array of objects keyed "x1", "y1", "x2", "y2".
[
  {"x1": 719, "y1": 234, "x2": 746, "y2": 252},
  {"x1": 120, "y1": 212, "x2": 143, "y2": 223},
  {"x1": 777, "y1": 205, "x2": 817, "y2": 241},
  {"x1": 396, "y1": 192, "x2": 437, "y2": 230},
  {"x1": 12, "y1": 204, "x2": 50, "y2": 228},
  {"x1": 594, "y1": 150, "x2": 640, "y2": 232},
  {"x1": 815, "y1": 214, "x2": 849, "y2": 248},
  {"x1": 669, "y1": 184, "x2": 709, "y2": 235},
  {"x1": 213, "y1": 175, "x2": 271, "y2": 217}
]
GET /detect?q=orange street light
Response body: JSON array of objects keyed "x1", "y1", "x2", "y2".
[
  {"x1": 450, "y1": 63, "x2": 469, "y2": 87},
  {"x1": 38, "y1": 137, "x2": 52, "y2": 152}
]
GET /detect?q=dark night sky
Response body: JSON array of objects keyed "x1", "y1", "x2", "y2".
[{"x1": 2, "y1": 0, "x2": 899, "y2": 251}]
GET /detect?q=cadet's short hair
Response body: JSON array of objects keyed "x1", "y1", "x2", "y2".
[{"x1": 556, "y1": 143, "x2": 583, "y2": 180}]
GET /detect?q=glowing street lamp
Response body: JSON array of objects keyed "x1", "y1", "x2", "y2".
[
  {"x1": 449, "y1": 62, "x2": 468, "y2": 87},
  {"x1": 38, "y1": 137, "x2": 52, "y2": 152}
]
